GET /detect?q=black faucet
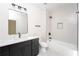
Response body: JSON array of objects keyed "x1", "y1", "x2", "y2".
[{"x1": 18, "y1": 33, "x2": 21, "y2": 38}]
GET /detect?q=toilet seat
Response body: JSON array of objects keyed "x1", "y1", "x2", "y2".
[{"x1": 40, "y1": 42, "x2": 48, "y2": 48}]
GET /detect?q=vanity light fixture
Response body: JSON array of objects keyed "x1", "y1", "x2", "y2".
[
  {"x1": 43, "y1": 3, "x2": 47, "y2": 5},
  {"x1": 24, "y1": 8, "x2": 27, "y2": 11},
  {"x1": 11, "y1": 3, "x2": 27, "y2": 11},
  {"x1": 18, "y1": 6, "x2": 22, "y2": 10},
  {"x1": 12, "y1": 3, "x2": 16, "y2": 7}
]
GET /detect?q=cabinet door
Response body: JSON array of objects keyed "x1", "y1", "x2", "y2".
[
  {"x1": 31, "y1": 38, "x2": 39, "y2": 56},
  {"x1": 9, "y1": 43, "x2": 22, "y2": 56},
  {"x1": 0, "y1": 46, "x2": 9, "y2": 56},
  {"x1": 10, "y1": 40, "x2": 32, "y2": 56},
  {"x1": 21, "y1": 40, "x2": 31, "y2": 56},
  {"x1": 21, "y1": 45, "x2": 31, "y2": 56},
  {"x1": 0, "y1": 48, "x2": 1, "y2": 55}
]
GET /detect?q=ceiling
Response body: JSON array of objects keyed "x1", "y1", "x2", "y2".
[{"x1": 44, "y1": 3, "x2": 77, "y2": 12}]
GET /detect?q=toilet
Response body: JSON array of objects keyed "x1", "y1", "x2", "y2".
[{"x1": 39, "y1": 41, "x2": 48, "y2": 52}]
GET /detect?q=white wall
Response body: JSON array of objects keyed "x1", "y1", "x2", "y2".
[
  {"x1": 46, "y1": 10, "x2": 52, "y2": 41},
  {"x1": 78, "y1": 3, "x2": 79, "y2": 56},
  {"x1": 21, "y1": 4, "x2": 47, "y2": 42},
  {"x1": 0, "y1": 3, "x2": 47, "y2": 42},
  {"x1": 0, "y1": 4, "x2": 8, "y2": 41},
  {"x1": 49, "y1": 3, "x2": 77, "y2": 50}
]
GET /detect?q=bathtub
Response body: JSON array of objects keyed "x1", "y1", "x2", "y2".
[{"x1": 38, "y1": 39, "x2": 77, "y2": 56}]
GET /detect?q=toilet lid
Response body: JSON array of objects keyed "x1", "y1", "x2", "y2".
[{"x1": 40, "y1": 42, "x2": 48, "y2": 47}]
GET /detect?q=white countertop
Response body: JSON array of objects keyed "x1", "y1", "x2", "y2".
[{"x1": 0, "y1": 36, "x2": 39, "y2": 47}]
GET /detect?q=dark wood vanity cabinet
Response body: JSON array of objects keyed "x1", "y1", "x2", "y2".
[
  {"x1": 0, "y1": 46, "x2": 9, "y2": 56},
  {"x1": 0, "y1": 38, "x2": 39, "y2": 56}
]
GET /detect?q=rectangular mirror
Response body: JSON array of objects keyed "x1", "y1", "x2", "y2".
[{"x1": 8, "y1": 9, "x2": 28, "y2": 35}]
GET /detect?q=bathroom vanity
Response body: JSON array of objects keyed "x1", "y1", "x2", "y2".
[
  {"x1": 1, "y1": 4, "x2": 40, "y2": 56},
  {"x1": 0, "y1": 37, "x2": 39, "y2": 56}
]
